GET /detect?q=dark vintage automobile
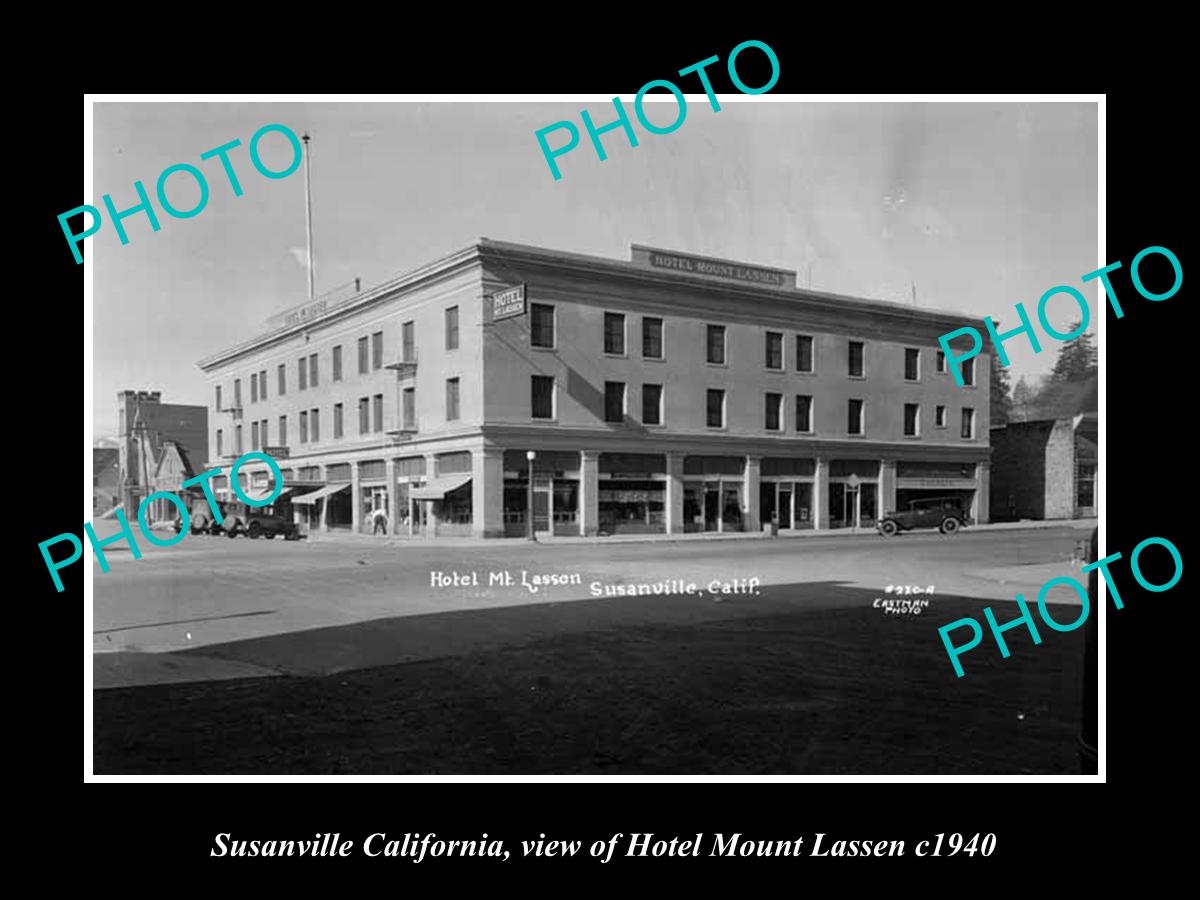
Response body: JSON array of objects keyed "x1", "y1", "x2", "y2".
[
  {"x1": 174, "y1": 495, "x2": 229, "y2": 535},
  {"x1": 877, "y1": 496, "x2": 969, "y2": 537},
  {"x1": 222, "y1": 501, "x2": 301, "y2": 540}
]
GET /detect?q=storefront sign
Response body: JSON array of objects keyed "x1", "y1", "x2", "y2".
[
  {"x1": 268, "y1": 297, "x2": 328, "y2": 330},
  {"x1": 639, "y1": 247, "x2": 794, "y2": 288},
  {"x1": 897, "y1": 478, "x2": 976, "y2": 489},
  {"x1": 491, "y1": 284, "x2": 526, "y2": 320}
]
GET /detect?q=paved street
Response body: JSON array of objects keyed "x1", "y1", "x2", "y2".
[{"x1": 91, "y1": 523, "x2": 1097, "y2": 774}]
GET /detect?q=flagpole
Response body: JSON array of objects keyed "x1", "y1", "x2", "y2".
[{"x1": 302, "y1": 132, "x2": 315, "y2": 300}]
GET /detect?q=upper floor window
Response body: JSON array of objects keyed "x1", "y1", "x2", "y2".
[
  {"x1": 278, "y1": 415, "x2": 287, "y2": 445},
  {"x1": 961, "y1": 357, "x2": 976, "y2": 386},
  {"x1": 707, "y1": 325, "x2": 726, "y2": 365},
  {"x1": 796, "y1": 334, "x2": 814, "y2": 373},
  {"x1": 214, "y1": 385, "x2": 222, "y2": 411},
  {"x1": 531, "y1": 375, "x2": 555, "y2": 419},
  {"x1": 373, "y1": 394, "x2": 384, "y2": 432},
  {"x1": 765, "y1": 332, "x2": 783, "y2": 370},
  {"x1": 765, "y1": 392, "x2": 782, "y2": 430},
  {"x1": 848, "y1": 341, "x2": 865, "y2": 378},
  {"x1": 961, "y1": 408, "x2": 976, "y2": 439},
  {"x1": 277, "y1": 364, "x2": 286, "y2": 396},
  {"x1": 402, "y1": 387, "x2": 415, "y2": 429},
  {"x1": 216, "y1": 428, "x2": 224, "y2": 457},
  {"x1": 310, "y1": 408, "x2": 320, "y2": 443},
  {"x1": 904, "y1": 348, "x2": 921, "y2": 382},
  {"x1": 935, "y1": 405, "x2": 947, "y2": 428},
  {"x1": 358, "y1": 397, "x2": 369, "y2": 434},
  {"x1": 707, "y1": 388, "x2": 725, "y2": 427},
  {"x1": 936, "y1": 350, "x2": 947, "y2": 374},
  {"x1": 250, "y1": 373, "x2": 258, "y2": 405},
  {"x1": 372, "y1": 331, "x2": 384, "y2": 369},
  {"x1": 445, "y1": 307, "x2": 459, "y2": 351},
  {"x1": 530, "y1": 303, "x2": 555, "y2": 348},
  {"x1": 904, "y1": 403, "x2": 920, "y2": 437},
  {"x1": 402, "y1": 321, "x2": 415, "y2": 361},
  {"x1": 604, "y1": 381, "x2": 625, "y2": 423},
  {"x1": 642, "y1": 384, "x2": 663, "y2": 425},
  {"x1": 299, "y1": 411, "x2": 308, "y2": 443},
  {"x1": 333, "y1": 403, "x2": 344, "y2": 439},
  {"x1": 642, "y1": 317, "x2": 663, "y2": 359},
  {"x1": 358, "y1": 336, "x2": 369, "y2": 375},
  {"x1": 259, "y1": 370, "x2": 267, "y2": 401},
  {"x1": 251, "y1": 420, "x2": 260, "y2": 450},
  {"x1": 848, "y1": 398, "x2": 865, "y2": 435},
  {"x1": 298, "y1": 357, "x2": 307, "y2": 391},
  {"x1": 233, "y1": 378, "x2": 242, "y2": 408},
  {"x1": 332, "y1": 345, "x2": 343, "y2": 381},
  {"x1": 604, "y1": 312, "x2": 626, "y2": 355},
  {"x1": 309, "y1": 353, "x2": 319, "y2": 388},
  {"x1": 445, "y1": 378, "x2": 460, "y2": 421},
  {"x1": 795, "y1": 395, "x2": 813, "y2": 433}
]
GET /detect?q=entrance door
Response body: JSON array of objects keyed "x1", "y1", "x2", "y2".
[
  {"x1": 778, "y1": 487, "x2": 792, "y2": 529},
  {"x1": 844, "y1": 486, "x2": 860, "y2": 530},
  {"x1": 704, "y1": 487, "x2": 720, "y2": 531},
  {"x1": 532, "y1": 487, "x2": 551, "y2": 536}
]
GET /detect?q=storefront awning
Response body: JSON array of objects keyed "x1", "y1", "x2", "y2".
[
  {"x1": 410, "y1": 474, "x2": 472, "y2": 500},
  {"x1": 240, "y1": 485, "x2": 293, "y2": 504},
  {"x1": 291, "y1": 483, "x2": 350, "y2": 505}
]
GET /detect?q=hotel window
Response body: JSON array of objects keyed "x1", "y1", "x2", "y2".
[
  {"x1": 299, "y1": 411, "x2": 308, "y2": 443},
  {"x1": 531, "y1": 375, "x2": 554, "y2": 419},
  {"x1": 215, "y1": 385, "x2": 222, "y2": 411},
  {"x1": 765, "y1": 332, "x2": 783, "y2": 370},
  {"x1": 358, "y1": 336, "x2": 369, "y2": 374},
  {"x1": 235, "y1": 424, "x2": 243, "y2": 454},
  {"x1": 604, "y1": 381, "x2": 625, "y2": 423},
  {"x1": 233, "y1": 378, "x2": 241, "y2": 408},
  {"x1": 642, "y1": 384, "x2": 663, "y2": 425},
  {"x1": 904, "y1": 348, "x2": 921, "y2": 382},
  {"x1": 961, "y1": 408, "x2": 976, "y2": 439},
  {"x1": 216, "y1": 429, "x2": 223, "y2": 457},
  {"x1": 765, "y1": 392, "x2": 783, "y2": 430},
  {"x1": 848, "y1": 399, "x2": 865, "y2": 435},
  {"x1": 277, "y1": 364, "x2": 286, "y2": 395},
  {"x1": 298, "y1": 357, "x2": 307, "y2": 391},
  {"x1": 961, "y1": 357, "x2": 976, "y2": 386},
  {"x1": 530, "y1": 303, "x2": 555, "y2": 348},
  {"x1": 848, "y1": 341, "x2": 865, "y2": 378},
  {"x1": 260, "y1": 419, "x2": 269, "y2": 447},
  {"x1": 796, "y1": 334, "x2": 814, "y2": 373},
  {"x1": 445, "y1": 378, "x2": 460, "y2": 422},
  {"x1": 402, "y1": 387, "x2": 415, "y2": 428},
  {"x1": 936, "y1": 350, "x2": 947, "y2": 374},
  {"x1": 372, "y1": 331, "x2": 384, "y2": 369},
  {"x1": 250, "y1": 372, "x2": 258, "y2": 404},
  {"x1": 309, "y1": 353, "x2": 319, "y2": 388},
  {"x1": 278, "y1": 415, "x2": 287, "y2": 445},
  {"x1": 402, "y1": 321, "x2": 415, "y2": 361},
  {"x1": 643, "y1": 317, "x2": 663, "y2": 359},
  {"x1": 332, "y1": 345, "x2": 343, "y2": 381},
  {"x1": 358, "y1": 397, "x2": 369, "y2": 434},
  {"x1": 707, "y1": 388, "x2": 725, "y2": 427},
  {"x1": 333, "y1": 403, "x2": 344, "y2": 439},
  {"x1": 373, "y1": 393, "x2": 384, "y2": 432},
  {"x1": 259, "y1": 370, "x2": 267, "y2": 401},
  {"x1": 795, "y1": 395, "x2": 813, "y2": 433},
  {"x1": 310, "y1": 408, "x2": 320, "y2": 443},
  {"x1": 904, "y1": 403, "x2": 920, "y2": 437},
  {"x1": 936, "y1": 405, "x2": 947, "y2": 428},
  {"x1": 707, "y1": 325, "x2": 726, "y2": 364},
  {"x1": 604, "y1": 312, "x2": 626, "y2": 355},
  {"x1": 445, "y1": 307, "x2": 459, "y2": 351}
]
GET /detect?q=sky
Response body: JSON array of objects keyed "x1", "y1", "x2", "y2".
[{"x1": 90, "y1": 100, "x2": 1098, "y2": 438}]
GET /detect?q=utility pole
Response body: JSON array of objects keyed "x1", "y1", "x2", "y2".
[{"x1": 302, "y1": 132, "x2": 315, "y2": 300}]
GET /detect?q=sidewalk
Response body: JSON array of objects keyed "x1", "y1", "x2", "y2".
[{"x1": 303, "y1": 517, "x2": 1098, "y2": 549}]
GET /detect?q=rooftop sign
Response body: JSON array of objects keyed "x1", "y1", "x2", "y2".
[{"x1": 631, "y1": 245, "x2": 796, "y2": 289}]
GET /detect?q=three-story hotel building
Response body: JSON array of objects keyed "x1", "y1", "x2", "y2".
[{"x1": 197, "y1": 240, "x2": 991, "y2": 538}]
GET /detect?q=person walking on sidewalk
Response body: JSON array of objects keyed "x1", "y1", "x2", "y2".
[{"x1": 371, "y1": 505, "x2": 389, "y2": 536}]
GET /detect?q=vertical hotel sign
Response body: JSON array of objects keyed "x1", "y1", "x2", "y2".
[{"x1": 491, "y1": 284, "x2": 527, "y2": 321}]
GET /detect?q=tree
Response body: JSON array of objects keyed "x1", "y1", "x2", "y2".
[
  {"x1": 1011, "y1": 376, "x2": 1036, "y2": 422},
  {"x1": 990, "y1": 353, "x2": 1012, "y2": 425},
  {"x1": 1050, "y1": 321, "x2": 1097, "y2": 382}
]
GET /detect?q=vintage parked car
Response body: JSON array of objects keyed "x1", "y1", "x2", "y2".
[
  {"x1": 877, "y1": 497, "x2": 970, "y2": 537},
  {"x1": 174, "y1": 496, "x2": 229, "y2": 535},
  {"x1": 222, "y1": 502, "x2": 301, "y2": 540}
]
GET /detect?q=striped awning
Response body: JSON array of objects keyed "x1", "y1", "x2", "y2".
[
  {"x1": 410, "y1": 474, "x2": 472, "y2": 500},
  {"x1": 291, "y1": 483, "x2": 350, "y2": 505}
]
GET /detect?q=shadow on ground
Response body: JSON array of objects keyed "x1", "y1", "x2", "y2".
[{"x1": 93, "y1": 581, "x2": 1084, "y2": 775}]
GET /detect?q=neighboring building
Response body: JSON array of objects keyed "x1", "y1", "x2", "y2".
[
  {"x1": 989, "y1": 412, "x2": 1097, "y2": 521},
  {"x1": 197, "y1": 240, "x2": 992, "y2": 538},
  {"x1": 116, "y1": 390, "x2": 208, "y2": 522},
  {"x1": 93, "y1": 445, "x2": 120, "y2": 515}
]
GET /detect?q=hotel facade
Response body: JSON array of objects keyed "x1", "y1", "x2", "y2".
[{"x1": 197, "y1": 240, "x2": 991, "y2": 538}]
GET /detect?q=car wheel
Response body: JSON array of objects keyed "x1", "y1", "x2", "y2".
[
  {"x1": 265, "y1": 532, "x2": 276, "y2": 540},
  {"x1": 226, "y1": 526, "x2": 239, "y2": 539},
  {"x1": 940, "y1": 517, "x2": 960, "y2": 535},
  {"x1": 879, "y1": 520, "x2": 899, "y2": 537},
  {"x1": 248, "y1": 522, "x2": 261, "y2": 539}
]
